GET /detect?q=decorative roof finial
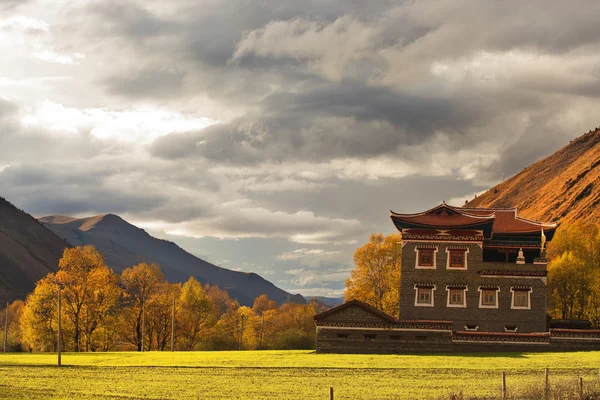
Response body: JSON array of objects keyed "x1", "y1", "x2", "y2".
[
  {"x1": 540, "y1": 228, "x2": 547, "y2": 256},
  {"x1": 516, "y1": 248, "x2": 525, "y2": 264}
]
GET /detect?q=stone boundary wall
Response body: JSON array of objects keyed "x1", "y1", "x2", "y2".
[{"x1": 315, "y1": 323, "x2": 600, "y2": 353}]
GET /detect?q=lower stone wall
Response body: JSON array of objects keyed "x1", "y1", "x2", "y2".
[
  {"x1": 315, "y1": 326, "x2": 600, "y2": 353},
  {"x1": 316, "y1": 327, "x2": 453, "y2": 354}
]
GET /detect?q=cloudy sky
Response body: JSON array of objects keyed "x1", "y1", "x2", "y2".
[{"x1": 2, "y1": 0, "x2": 599, "y2": 298}]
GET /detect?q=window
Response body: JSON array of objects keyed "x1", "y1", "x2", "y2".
[
  {"x1": 446, "y1": 286, "x2": 467, "y2": 308},
  {"x1": 479, "y1": 287, "x2": 499, "y2": 308},
  {"x1": 416, "y1": 335, "x2": 428, "y2": 340},
  {"x1": 446, "y1": 247, "x2": 469, "y2": 270},
  {"x1": 336, "y1": 333, "x2": 348, "y2": 339},
  {"x1": 389, "y1": 335, "x2": 402, "y2": 341},
  {"x1": 450, "y1": 251, "x2": 464, "y2": 268},
  {"x1": 504, "y1": 326, "x2": 518, "y2": 332},
  {"x1": 464, "y1": 324, "x2": 479, "y2": 331},
  {"x1": 417, "y1": 288, "x2": 432, "y2": 305},
  {"x1": 419, "y1": 250, "x2": 434, "y2": 267},
  {"x1": 511, "y1": 287, "x2": 532, "y2": 310},
  {"x1": 449, "y1": 289, "x2": 464, "y2": 306},
  {"x1": 415, "y1": 247, "x2": 438, "y2": 269},
  {"x1": 513, "y1": 291, "x2": 529, "y2": 308},
  {"x1": 414, "y1": 284, "x2": 436, "y2": 307},
  {"x1": 364, "y1": 334, "x2": 376, "y2": 342}
]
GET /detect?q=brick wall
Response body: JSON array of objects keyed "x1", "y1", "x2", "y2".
[{"x1": 400, "y1": 242, "x2": 547, "y2": 333}]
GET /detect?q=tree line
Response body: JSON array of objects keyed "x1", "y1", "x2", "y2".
[{"x1": 1, "y1": 245, "x2": 322, "y2": 352}]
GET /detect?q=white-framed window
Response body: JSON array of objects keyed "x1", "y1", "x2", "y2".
[
  {"x1": 510, "y1": 287, "x2": 532, "y2": 310},
  {"x1": 446, "y1": 285, "x2": 468, "y2": 308},
  {"x1": 414, "y1": 284, "x2": 436, "y2": 307},
  {"x1": 415, "y1": 246, "x2": 438, "y2": 269},
  {"x1": 504, "y1": 326, "x2": 518, "y2": 332},
  {"x1": 445, "y1": 247, "x2": 469, "y2": 270},
  {"x1": 464, "y1": 324, "x2": 479, "y2": 331},
  {"x1": 478, "y1": 286, "x2": 500, "y2": 309}
]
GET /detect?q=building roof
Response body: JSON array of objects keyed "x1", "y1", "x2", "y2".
[
  {"x1": 313, "y1": 299, "x2": 398, "y2": 323},
  {"x1": 390, "y1": 203, "x2": 556, "y2": 236}
]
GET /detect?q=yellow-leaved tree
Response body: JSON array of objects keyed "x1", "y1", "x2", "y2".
[
  {"x1": 177, "y1": 277, "x2": 212, "y2": 350},
  {"x1": 547, "y1": 222, "x2": 600, "y2": 324},
  {"x1": 56, "y1": 245, "x2": 120, "y2": 352},
  {"x1": 345, "y1": 233, "x2": 402, "y2": 318},
  {"x1": 21, "y1": 275, "x2": 61, "y2": 352},
  {"x1": 120, "y1": 262, "x2": 165, "y2": 351}
]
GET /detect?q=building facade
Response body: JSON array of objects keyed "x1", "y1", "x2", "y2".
[
  {"x1": 314, "y1": 203, "x2": 600, "y2": 353},
  {"x1": 392, "y1": 203, "x2": 554, "y2": 333}
]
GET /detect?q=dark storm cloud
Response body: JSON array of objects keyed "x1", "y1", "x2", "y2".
[{"x1": 149, "y1": 82, "x2": 493, "y2": 164}]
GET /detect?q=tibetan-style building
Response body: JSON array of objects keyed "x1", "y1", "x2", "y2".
[{"x1": 314, "y1": 203, "x2": 600, "y2": 353}]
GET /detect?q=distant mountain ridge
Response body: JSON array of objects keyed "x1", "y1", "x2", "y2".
[
  {"x1": 0, "y1": 197, "x2": 68, "y2": 304},
  {"x1": 40, "y1": 214, "x2": 305, "y2": 306},
  {"x1": 467, "y1": 128, "x2": 600, "y2": 225},
  {"x1": 309, "y1": 296, "x2": 344, "y2": 307}
]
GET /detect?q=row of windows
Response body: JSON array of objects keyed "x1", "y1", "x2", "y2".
[
  {"x1": 415, "y1": 247, "x2": 469, "y2": 270},
  {"x1": 414, "y1": 285, "x2": 532, "y2": 309}
]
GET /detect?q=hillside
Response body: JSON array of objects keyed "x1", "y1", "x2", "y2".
[
  {"x1": 0, "y1": 197, "x2": 68, "y2": 304},
  {"x1": 39, "y1": 214, "x2": 305, "y2": 306},
  {"x1": 467, "y1": 128, "x2": 600, "y2": 225}
]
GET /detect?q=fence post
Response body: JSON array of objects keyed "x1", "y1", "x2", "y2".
[
  {"x1": 544, "y1": 368, "x2": 549, "y2": 400},
  {"x1": 329, "y1": 387, "x2": 334, "y2": 400},
  {"x1": 579, "y1": 377, "x2": 583, "y2": 400},
  {"x1": 502, "y1": 371, "x2": 506, "y2": 399}
]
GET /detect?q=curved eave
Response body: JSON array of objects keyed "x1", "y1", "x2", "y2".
[
  {"x1": 390, "y1": 215, "x2": 495, "y2": 236},
  {"x1": 390, "y1": 205, "x2": 495, "y2": 219}
]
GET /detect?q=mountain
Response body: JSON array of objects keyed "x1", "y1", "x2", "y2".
[
  {"x1": 467, "y1": 128, "x2": 600, "y2": 225},
  {"x1": 39, "y1": 214, "x2": 305, "y2": 306},
  {"x1": 0, "y1": 197, "x2": 68, "y2": 304},
  {"x1": 309, "y1": 296, "x2": 345, "y2": 307}
]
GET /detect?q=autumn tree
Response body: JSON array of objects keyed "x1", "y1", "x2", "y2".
[
  {"x1": 21, "y1": 275, "x2": 62, "y2": 352},
  {"x1": 252, "y1": 294, "x2": 277, "y2": 316},
  {"x1": 177, "y1": 277, "x2": 212, "y2": 350},
  {"x1": 345, "y1": 233, "x2": 402, "y2": 318},
  {"x1": 0, "y1": 300, "x2": 25, "y2": 352},
  {"x1": 120, "y1": 262, "x2": 165, "y2": 351},
  {"x1": 547, "y1": 222, "x2": 600, "y2": 323},
  {"x1": 56, "y1": 246, "x2": 119, "y2": 352},
  {"x1": 146, "y1": 282, "x2": 180, "y2": 351}
]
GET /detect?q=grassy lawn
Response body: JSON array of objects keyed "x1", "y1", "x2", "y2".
[{"x1": 1, "y1": 351, "x2": 599, "y2": 399}]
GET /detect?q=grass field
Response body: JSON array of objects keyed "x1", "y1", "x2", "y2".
[{"x1": 1, "y1": 351, "x2": 599, "y2": 399}]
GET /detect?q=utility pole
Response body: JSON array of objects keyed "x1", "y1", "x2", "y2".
[
  {"x1": 259, "y1": 314, "x2": 264, "y2": 350},
  {"x1": 239, "y1": 315, "x2": 245, "y2": 351},
  {"x1": 57, "y1": 288, "x2": 62, "y2": 367},
  {"x1": 4, "y1": 302, "x2": 8, "y2": 353},
  {"x1": 141, "y1": 298, "x2": 145, "y2": 352},
  {"x1": 171, "y1": 295, "x2": 175, "y2": 352}
]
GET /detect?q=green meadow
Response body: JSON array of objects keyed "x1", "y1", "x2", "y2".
[{"x1": 0, "y1": 351, "x2": 599, "y2": 399}]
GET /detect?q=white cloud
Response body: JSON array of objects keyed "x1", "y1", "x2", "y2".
[
  {"x1": 277, "y1": 248, "x2": 345, "y2": 267},
  {"x1": 21, "y1": 101, "x2": 216, "y2": 143}
]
